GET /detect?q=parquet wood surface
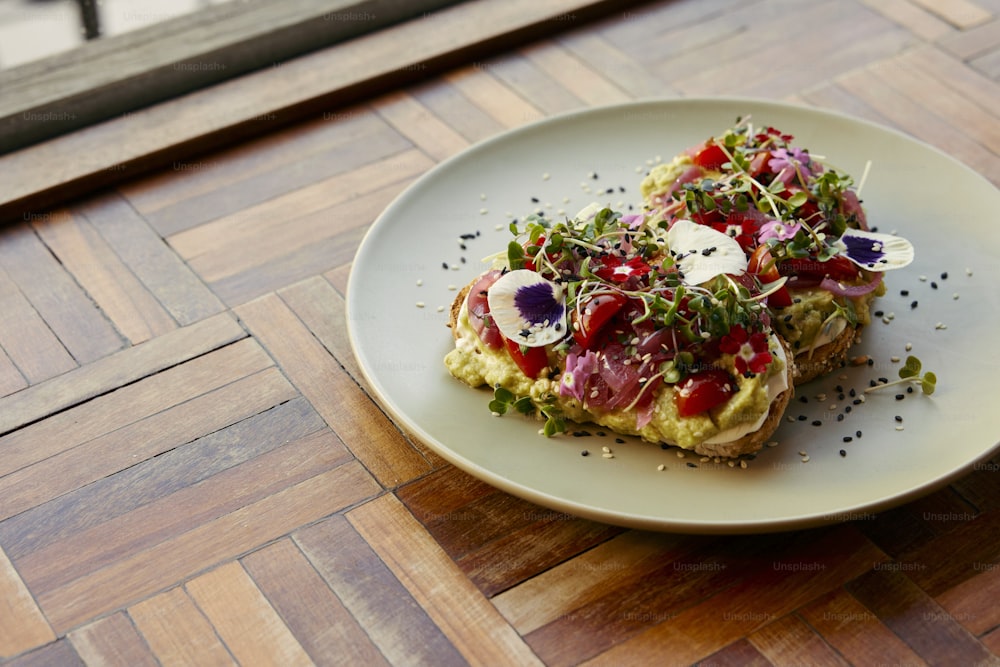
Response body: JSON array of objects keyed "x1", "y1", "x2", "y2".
[{"x1": 2, "y1": 0, "x2": 999, "y2": 664}]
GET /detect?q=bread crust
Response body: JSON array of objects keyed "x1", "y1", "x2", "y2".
[
  {"x1": 447, "y1": 273, "x2": 792, "y2": 458},
  {"x1": 788, "y1": 322, "x2": 859, "y2": 385}
]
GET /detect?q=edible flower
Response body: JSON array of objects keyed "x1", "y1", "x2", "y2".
[
  {"x1": 486, "y1": 269, "x2": 567, "y2": 347},
  {"x1": 559, "y1": 350, "x2": 599, "y2": 401},
  {"x1": 768, "y1": 147, "x2": 815, "y2": 184},
  {"x1": 719, "y1": 326, "x2": 773, "y2": 376},
  {"x1": 711, "y1": 217, "x2": 758, "y2": 252},
  {"x1": 835, "y1": 229, "x2": 914, "y2": 271},
  {"x1": 758, "y1": 219, "x2": 802, "y2": 243},
  {"x1": 594, "y1": 255, "x2": 652, "y2": 283},
  {"x1": 666, "y1": 219, "x2": 748, "y2": 285},
  {"x1": 620, "y1": 213, "x2": 645, "y2": 230}
]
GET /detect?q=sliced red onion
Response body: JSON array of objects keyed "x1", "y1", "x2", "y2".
[{"x1": 819, "y1": 271, "x2": 883, "y2": 298}]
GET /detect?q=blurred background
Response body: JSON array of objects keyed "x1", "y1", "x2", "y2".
[{"x1": 0, "y1": 0, "x2": 236, "y2": 69}]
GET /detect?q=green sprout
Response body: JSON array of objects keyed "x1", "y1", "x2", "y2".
[
  {"x1": 864, "y1": 356, "x2": 937, "y2": 395},
  {"x1": 489, "y1": 386, "x2": 566, "y2": 437}
]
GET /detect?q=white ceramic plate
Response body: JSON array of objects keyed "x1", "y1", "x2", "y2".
[{"x1": 347, "y1": 98, "x2": 1000, "y2": 534}]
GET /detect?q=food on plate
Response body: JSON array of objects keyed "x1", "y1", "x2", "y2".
[
  {"x1": 640, "y1": 120, "x2": 913, "y2": 383},
  {"x1": 444, "y1": 203, "x2": 794, "y2": 458}
]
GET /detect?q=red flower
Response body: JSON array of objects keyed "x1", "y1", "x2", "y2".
[
  {"x1": 594, "y1": 255, "x2": 652, "y2": 283},
  {"x1": 711, "y1": 218, "x2": 757, "y2": 253},
  {"x1": 719, "y1": 326, "x2": 773, "y2": 376}
]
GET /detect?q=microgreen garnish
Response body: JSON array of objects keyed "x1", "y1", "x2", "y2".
[
  {"x1": 864, "y1": 356, "x2": 937, "y2": 395},
  {"x1": 490, "y1": 386, "x2": 566, "y2": 436}
]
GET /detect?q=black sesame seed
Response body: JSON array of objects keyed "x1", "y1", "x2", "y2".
[
  {"x1": 931, "y1": 281, "x2": 938, "y2": 289},
  {"x1": 592, "y1": 172, "x2": 599, "y2": 180},
  {"x1": 856, "y1": 430, "x2": 863, "y2": 438},
  {"x1": 531, "y1": 197, "x2": 540, "y2": 203},
  {"x1": 895, "y1": 394, "x2": 905, "y2": 401},
  {"x1": 907, "y1": 386, "x2": 914, "y2": 394},
  {"x1": 840, "y1": 449, "x2": 847, "y2": 456},
  {"x1": 812, "y1": 420, "x2": 822, "y2": 426},
  {"x1": 597, "y1": 431, "x2": 606, "y2": 437},
  {"x1": 910, "y1": 300, "x2": 918, "y2": 309},
  {"x1": 894, "y1": 415, "x2": 903, "y2": 422},
  {"x1": 619, "y1": 186, "x2": 626, "y2": 192},
  {"x1": 843, "y1": 436, "x2": 853, "y2": 443},
  {"x1": 874, "y1": 310, "x2": 884, "y2": 317},
  {"x1": 686, "y1": 462, "x2": 697, "y2": 468},
  {"x1": 869, "y1": 380, "x2": 878, "y2": 388},
  {"x1": 941, "y1": 272, "x2": 948, "y2": 280},
  {"x1": 838, "y1": 393, "x2": 846, "y2": 401},
  {"x1": 845, "y1": 406, "x2": 852, "y2": 413},
  {"x1": 442, "y1": 262, "x2": 449, "y2": 270},
  {"x1": 901, "y1": 289, "x2": 910, "y2": 296},
  {"x1": 835, "y1": 385, "x2": 844, "y2": 393},
  {"x1": 799, "y1": 396, "x2": 809, "y2": 403},
  {"x1": 581, "y1": 450, "x2": 589, "y2": 456},
  {"x1": 849, "y1": 388, "x2": 857, "y2": 397},
  {"x1": 837, "y1": 414, "x2": 845, "y2": 422},
  {"x1": 798, "y1": 415, "x2": 807, "y2": 421},
  {"x1": 867, "y1": 358, "x2": 875, "y2": 366},
  {"x1": 879, "y1": 377, "x2": 889, "y2": 384},
  {"x1": 460, "y1": 257, "x2": 467, "y2": 263}
]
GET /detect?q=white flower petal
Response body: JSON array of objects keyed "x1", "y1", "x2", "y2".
[
  {"x1": 574, "y1": 202, "x2": 605, "y2": 222},
  {"x1": 486, "y1": 269, "x2": 566, "y2": 347},
  {"x1": 666, "y1": 219, "x2": 748, "y2": 285},
  {"x1": 837, "y1": 229, "x2": 914, "y2": 271}
]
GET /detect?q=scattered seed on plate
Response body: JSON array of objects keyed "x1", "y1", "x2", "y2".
[
  {"x1": 740, "y1": 460, "x2": 748, "y2": 469},
  {"x1": 801, "y1": 455, "x2": 810, "y2": 463},
  {"x1": 657, "y1": 464, "x2": 665, "y2": 471},
  {"x1": 686, "y1": 462, "x2": 697, "y2": 468},
  {"x1": 602, "y1": 453, "x2": 615, "y2": 459},
  {"x1": 480, "y1": 208, "x2": 488, "y2": 215},
  {"x1": 919, "y1": 275, "x2": 927, "y2": 281},
  {"x1": 767, "y1": 441, "x2": 778, "y2": 447},
  {"x1": 581, "y1": 450, "x2": 589, "y2": 457},
  {"x1": 896, "y1": 426, "x2": 905, "y2": 431},
  {"x1": 966, "y1": 267, "x2": 973, "y2": 276},
  {"x1": 840, "y1": 449, "x2": 847, "y2": 457},
  {"x1": 935, "y1": 322, "x2": 948, "y2": 330},
  {"x1": 953, "y1": 293, "x2": 960, "y2": 300},
  {"x1": 415, "y1": 301, "x2": 425, "y2": 308},
  {"x1": 542, "y1": 173, "x2": 550, "y2": 180},
  {"x1": 416, "y1": 279, "x2": 423, "y2": 286},
  {"x1": 436, "y1": 305, "x2": 444, "y2": 312},
  {"x1": 602, "y1": 446, "x2": 611, "y2": 453},
  {"x1": 798, "y1": 450, "x2": 807, "y2": 456},
  {"x1": 843, "y1": 436, "x2": 853, "y2": 443},
  {"x1": 890, "y1": 356, "x2": 900, "y2": 363},
  {"x1": 676, "y1": 450, "x2": 686, "y2": 458},
  {"x1": 905, "y1": 342, "x2": 913, "y2": 351},
  {"x1": 728, "y1": 460, "x2": 736, "y2": 467}
]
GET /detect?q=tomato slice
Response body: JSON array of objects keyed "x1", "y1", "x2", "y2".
[
  {"x1": 503, "y1": 336, "x2": 549, "y2": 379},
  {"x1": 674, "y1": 369, "x2": 735, "y2": 417},
  {"x1": 692, "y1": 143, "x2": 729, "y2": 170},
  {"x1": 747, "y1": 246, "x2": 793, "y2": 308},
  {"x1": 466, "y1": 271, "x2": 504, "y2": 350},
  {"x1": 572, "y1": 293, "x2": 628, "y2": 349}
]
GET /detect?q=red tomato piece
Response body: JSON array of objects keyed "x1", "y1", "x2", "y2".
[
  {"x1": 674, "y1": 369, "x2": 735, "y2": 417},
  {"x1": 466, "y1": 271, "x2": 504, "y2": 350},
  {"x1": 692, "y1": 143, "x2": 730, "y2": 170},
  {"x1": 503, "y1": 336, "x2": 549, "y2": 379},
  {"x1": 572, "y1": 293, "x2": 628, "y2": 349},
  {"x1": 747, "y1": 246, "x2": 793, "y2": 308}
]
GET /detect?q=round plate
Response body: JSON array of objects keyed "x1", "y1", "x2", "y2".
[{"x1": 347, "y1": 98, "x2": 1000, "y2": 534}]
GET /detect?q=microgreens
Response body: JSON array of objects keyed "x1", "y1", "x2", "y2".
[
  {"x1": 490, "y1": 386, "x2": 566, "y2": 436},
  {"x1": 864, "y1": 356, "x2": 937, "y2": 395}
]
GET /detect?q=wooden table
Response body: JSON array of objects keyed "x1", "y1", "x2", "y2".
[{"x1": 2, "y1": 0, "x2": 999, "y2": 664}]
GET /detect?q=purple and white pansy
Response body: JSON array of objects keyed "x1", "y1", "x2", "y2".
[
  {"x1": 665, "y1": 219, "x2": 748, "y2": 285},
  {"x1": 835, "y1": 228, "x2": 914, "y2": 271},
  {"x1": 487, "y1": 269, "x2": 567, "y2": 347}
]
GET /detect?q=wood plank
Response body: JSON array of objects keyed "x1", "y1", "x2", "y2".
[
  {"x1": 236, "y1": 292, "x2": 431, "y2": 487},
  {"x1": 747, "y1": 614, "x2": 849, "y2": 667},
  {"x1": 443, "y1": 65, "x2": 546, "y2": 128},
  {"x1": 15, "y1": 423, "x2": 346, "y2": 595},
  {"x1": 67, "y1": 613, "x2": 158, "y2": 667},
  {"x1": 471, "y1": 53, "x2": 583, "y2": 118},
  {"x1": 347, "y1": 494, "x2": 544, "y2": 666},
  {"x1": 0, "y1": 365, "x2": 296, "y2": 526},
  {"x1": 37, "y1": 460, "x2": 380, "y2": 633},
  {"x1": 242, "y1": 539, "x2": 390, "y2": 666},
  {"x1": 120, "y1": 108, "x2": 390, "y2": 220},
  {"x1": 167, "y1": 149, "x2": 431, "y2": 273},
  {"x1": 856, "y1": 0, "x2": 955, "y2": 41},
  {"x1": 556, "y1": 31, "x2": 677, "y2": 99},
  {"x1": 0, "y1": 346, "x2": 27, "y2": 399},
  {"x1": 30, "y1": 209, "x2": 177, "y2": 345},
  {"x1": 898, "y1": 45, "x2": 1000, "y2": 118},
  {"x1": 4, "y1": 640, "x2": 82, "y2": 667},
  {"x1": 845, "y1": 568, "x2": 996, "y2": 666},
  {"x1": 185, "y1": 561, "x2": 313, "y2": 667},
  {"x1": 373, "y1": 91, "x2": 470, "y2": 161},
  {"x1": 798, "y1": 587, "x2": 928, "y2": 667},
  {"x1": 970, "y1": 46, "x2": 1000, "y2": 78},
  {"x1": 934, "y1": 563, "x2": 1000, "y2": 637},
  {"x1": 0, "y1": 397, "x2": 324, "y2": 561},
  {"x1": 295, "y1": 514, "x2": 467, "y2": 667},
  {"x1": 579, "y1": 525, "x2": 887, "y2": 667},
  {"x1": 0, "y1": 311, "x2": 245, "y2": 436},
  {"x1": 199, "y1": 180, "x2": 410, "y2": 307},
  {"x1": 0, "y1": 224, "x2": 124, "y2": 366},
  {"x1": 895, "y1": 510, "x2": 1000, "y2": 597},
  {"x1": 128, "y1": 587, "x2": 236, "y2": 667},
  {"x1": 799, "y1": 82, "x2": 895, "y2": 129},
  {"x1": 905, "y1": 0, "x2": 992, "y2": 28},
  {"x1": 519, "y1": 41, "x2": 630, "y2": 106},
  {"x1": 697, "y1": 639, "x2": 773, "y2": 667},
  {"x1": 414, "y1": 65, "x2": 537, "y2": 138},
  {"x1": 0, "y1": 547, "x2": 54, "y2": 660},
  {"x1": 937, "y1": 17, "x2": 1000, "y2": 59},
  {"x1": 77, "y1": 192, "x2": 226, "y2": 326},
  {"x1": 0, "y1": 263, "x2": 77, "y2": 385},
  {"x1": 0, "y1": 336, "x2": 272, "y2": 480}
]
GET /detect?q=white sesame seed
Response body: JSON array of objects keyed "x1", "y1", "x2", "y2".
[
  {"x1": 436, "y1": 305, "x2": 444, "y2": 312},
  {"x1": 491, "y1": 411, "x2": 501, "y2": 417},
  {"x1": 448, "y1": 284, "x2": 457, "y2": 290},
  {"x1": 700, "y1": 456, "x2": 710, "y2": 463},
  {"x1": 935, "y1": 322, "x2": 947, "y2": 330},
  {"x1": 542, "y1": 173, "x2": 550, "y2": 180},
  {"x1": 905, "y1": 342, "x2": 913, "y2": 351},
  {"x1": 919, "y1": 275, "x2": 927, "y2": 281},
  {"x1": 416, "y1": 301, "x2": 425, "y2": 308},
  {"x1": 887, "y1": 312, "x2": 895, "y2": 320},
  {"x1": 953, "y1": 293, "x2": 960, "y2": 300},
  {"x1": 766, "y1": 441, "x2": 779, "y2": 447},
  {"x1": 839, "y1": 374, "x2": 848, "y2": 381},
  {"x1": 787, "y1": 416, "x2": 796, "y2": 423},
  {"x1": 816, "y1": 394, "x2": 827, "y2": 402},
  {"x1": 657, "y1": 464, "x2": 665, "y2": 471},
  {"x1": 829, "y1": 404, "x2": 837, "y2": 410},
  {"x1": 676, "y1": 451, "x2": 686, "y2": 458},
  {"x1": 740, "y1": 460, "x2": 748, "y2": 469},
  {"x1": 728, "y1": 460, "x2": 736, "y2": 467},
  {"x1": 798, "y1": 450, "x2": 807, "y2": 457},
  {"x1": 635, "y1": 166, "x2": 644, "y2": 173},
  {"x1": 895, "y1": 426, "x2": 905, "y2": 431},
  {"x1": 882, "y1": 316, "x2": 891, "y2": 325},
  {"x1": 602, "y1": 446, "x2": 611, "y2": 453},
  {"x1": 416, "y1": 279, "x2": 423, "y2": 286},
  {"x1": 602, "y1": 452, "x2": 614, "y2": 459},
  {"x1": 966, "y1": 267, "x2": 973, "y2": 276},
  {"x1": 801, "y1": 455, "x2": 810, "y2": 463},
  {"x1": 495, "y1": 224, "x2": 504, "y2": 230},
  {"x1": 480, "y1": 193, "x2": 487, "y2": 200},
  {"x1": 480, "y1": 208, "x2": 488, "y2": 215},
  {"x1": 890, "y1": 356, "x2": 900, "y2": 363}
]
